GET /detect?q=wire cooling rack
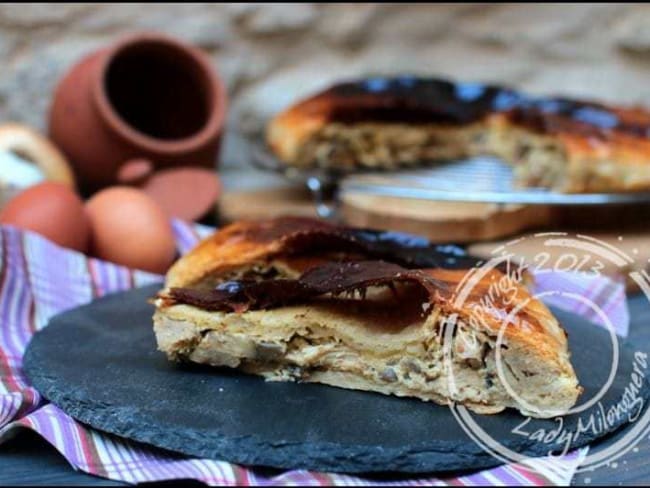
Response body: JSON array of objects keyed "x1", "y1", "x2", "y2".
[
  {"x1": 248, "y1": 138, "x2": 650, "y2": 206},
  {"x1": 340, "y1": 157, "x2": 650, "y2": 205}
]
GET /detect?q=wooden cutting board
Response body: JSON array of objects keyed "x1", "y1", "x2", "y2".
[
  {"x1": 219, "y1": 185, "x2": 321, "y2": 221},
  {"x1": 219, "y1": 184, "x2": 554, "y2": 242},
  {"x1": 339, "y1": 192, "x2": 553, "y2": 242}
]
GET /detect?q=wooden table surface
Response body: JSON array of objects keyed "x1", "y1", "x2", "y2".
[{"x1": 2, "y1": 294, "x2": 650, "y2": 486}]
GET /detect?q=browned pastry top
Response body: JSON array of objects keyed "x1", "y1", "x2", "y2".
[
  {"x1": 300, "y1": 77, "x2": 650, "y2": 139},
  {"x1": 164, "y1": 216, "x2": 481, "y2": 289}
]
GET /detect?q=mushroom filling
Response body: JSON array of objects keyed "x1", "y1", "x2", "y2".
[{"x1": 294, "y1": 121, "x2": 574, "y2": 191}]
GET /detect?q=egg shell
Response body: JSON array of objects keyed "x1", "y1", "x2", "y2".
[
  {"x1": 0, "y1": 182, "x2": 90, "y2": 252},
  {"x1": 85, "y1": 187, "x2": 176, "y2": 274}
]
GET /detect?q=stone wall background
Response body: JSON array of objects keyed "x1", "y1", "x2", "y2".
[{"x1": 0, "y1": 3, "x2": 649, "y2": 167}]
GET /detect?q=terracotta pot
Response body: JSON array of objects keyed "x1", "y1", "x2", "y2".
[{"x1": 49, "y1": 32, "x2": 227, "y2": 194}]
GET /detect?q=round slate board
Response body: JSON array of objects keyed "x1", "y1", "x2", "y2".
[{"x1": 24, "y1": 284, "x2": 650, "y2": 474}]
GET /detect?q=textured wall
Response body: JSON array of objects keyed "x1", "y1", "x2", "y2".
[{"x1": 1, "y1": 3, "x2": 649, "y2": 167}]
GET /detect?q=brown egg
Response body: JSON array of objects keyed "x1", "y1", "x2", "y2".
[
  {"x1": 0, "y1": 182, "x2": 90, "y2": 252},
  {"x1": 85, "y1": 187, "x2": 176, "y2": 274}
]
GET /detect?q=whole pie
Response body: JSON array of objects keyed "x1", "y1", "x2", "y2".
[
  {"x1": 267, "y1": 77, "x2": 650, "y2": 193},
  {"x1": 153, "y1": 217, "x2": 581, "y2": 418}
]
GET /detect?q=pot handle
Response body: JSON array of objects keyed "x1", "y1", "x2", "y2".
[{"x1": 117, "y1": 158, "x2": 155, "y2": 186}]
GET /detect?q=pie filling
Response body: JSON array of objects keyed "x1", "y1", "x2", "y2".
[{"x1": 294, "y1": 122, "x2": 575, "y2": 191}]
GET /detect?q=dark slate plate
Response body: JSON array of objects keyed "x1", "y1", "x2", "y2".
[{"x1": 23, "y1": 284, "x2": 650, "y2": 474}]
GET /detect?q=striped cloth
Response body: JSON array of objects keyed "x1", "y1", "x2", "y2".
[{"x1": 0, "y1": 220, "x2": 627, "y2": 486}]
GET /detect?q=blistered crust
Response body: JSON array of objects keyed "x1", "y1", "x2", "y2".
[{"x1": 165, "y1": 217, "x2": 335, "y2": 289}]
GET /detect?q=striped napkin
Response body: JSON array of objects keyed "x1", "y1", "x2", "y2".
[{"x1": 0, "y1": 220, "x2": 626, "y2": 486}]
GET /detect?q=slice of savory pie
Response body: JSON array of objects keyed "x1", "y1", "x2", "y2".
[
  {"x1": 267, "y1": 76, "x2": 650, "y2": 193},
  {"x1": 153, "y1": 217, "x2": 581, "y2": 418}
]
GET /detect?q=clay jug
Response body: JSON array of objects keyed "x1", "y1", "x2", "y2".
[{"x1": 49, "y1": 32, "x2": 227, "y2": 194}]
